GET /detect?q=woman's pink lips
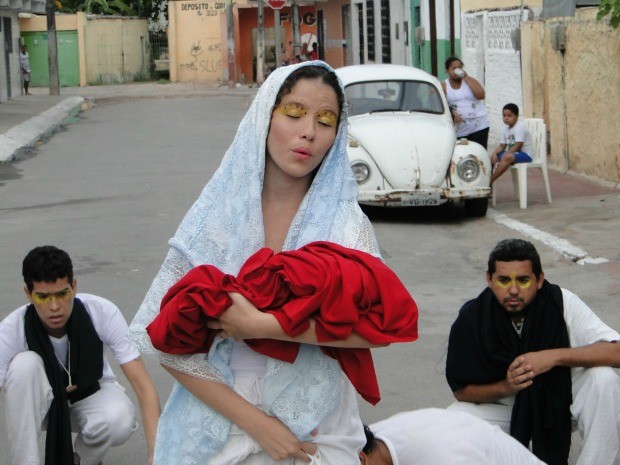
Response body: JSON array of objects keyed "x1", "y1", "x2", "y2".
[{"x1": 293, "y1": 148, "x2": 311, "y2": 157}]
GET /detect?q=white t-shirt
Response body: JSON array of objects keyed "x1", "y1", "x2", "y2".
[
  {"x1": 0, "y1": 293, "x2": 140, "y2": 389},
  {"x1": 20, "y1": 51, "x2": 30, "y2": 73},
  {"x1": 492, "y1": 287, "x2": 619, "y2": 409},
  {"x1": 500, "y1": 119, "x2": 534, "y2": 156},
  {"x1": 444, "y1": 79, "x2": 490, "y2": 137},
  {"x1": 371, "y1": 408, "x2": 545, "y2": 465}
]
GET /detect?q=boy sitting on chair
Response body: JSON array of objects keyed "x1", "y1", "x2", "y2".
[{"x1": 490, "y1": 103, "x2": 533, "y2": 185}]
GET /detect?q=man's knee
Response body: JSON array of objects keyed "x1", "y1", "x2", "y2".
[
  {"x1": 500, "y1": 152, "x2": 516, "y2": 165},
  {"x1": 106, "y1": 399, "x2": 137, "y2": 444},
  {"x1": 576, "y1": 366, "x2": 619, "y2": 393},
  {"x1": 6, "y1": 351, "x2": 45, "y2": 380},
  {"x1": 80, "y1": 396, "x2": 136, "y2": 446},
  {"x1": 447, "y1": 400, "x2": 512, "y2": 433}
]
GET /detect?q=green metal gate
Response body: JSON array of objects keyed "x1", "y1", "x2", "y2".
[{"x1": 21, "y1": 30, "x2": 79, "y2": 87}]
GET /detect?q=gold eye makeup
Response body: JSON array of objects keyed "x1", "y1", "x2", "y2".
[
  {"x1": 316, "y1": 109, "x2": 338, "y2": 128},
  {"x1": 274, "y1": 103, "x2": 307, "y2": 118},
  {"x1": 31, "y1": 288, "x2": 73, "y2": 305},
  {"x1": 495, "y1": 273, "x2": 533, "y2": 290},
  {"x1": 274, "y1": 103, "x2": 338, "y2": 127}
]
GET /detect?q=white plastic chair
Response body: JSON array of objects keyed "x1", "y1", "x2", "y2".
[{"x1": 492, "y1": 118, "x2": 552, "y2": 209}]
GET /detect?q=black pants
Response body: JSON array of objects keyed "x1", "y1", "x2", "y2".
[{"x1": 462, "y1": 127, "x2": 489, "y2": 149}]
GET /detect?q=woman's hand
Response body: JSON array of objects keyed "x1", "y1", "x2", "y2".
[
  {"x1": 248, "y1": 414, "x2": 317, "y2": 462},
  {"x1": 207, "y1": 292, "x2": 274, "y2": 340},
  {"x1": 452, "y1": 109, "x2": 464, "y2": 125},
  {"x1": 209, "y1": 293, "x2": 384, "y2": 348},
  {"x1": 241, "y1": 411, "x2": 318, "y2": 462}
]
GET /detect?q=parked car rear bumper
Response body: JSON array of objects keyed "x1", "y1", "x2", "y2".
[{"x1": 357, "y1": 187, "x2": 491, "y2": 207}]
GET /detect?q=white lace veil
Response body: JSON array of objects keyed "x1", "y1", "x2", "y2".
[
  {"x1": 128, "y1": 60, "x2": 379, "y2": 360},
  {"x1": 128, "y1": 60, "x2": 382, "y2": 465}
]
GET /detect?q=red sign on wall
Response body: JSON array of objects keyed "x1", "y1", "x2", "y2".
[{"x1": 267, "y1": 0, "x2": 286, "y2": 10}]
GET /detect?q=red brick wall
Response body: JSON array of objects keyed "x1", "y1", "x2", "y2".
[
  {"x1": 237, "y1": 5, "x2": 319, "y2": 83},
  {"x1": 317, "y1": 0, "x2": 348, "y2": 69}
]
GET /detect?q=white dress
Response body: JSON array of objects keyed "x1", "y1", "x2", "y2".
[{"x1": 128, "y1": 61, "x2": 383, "y2": 465}]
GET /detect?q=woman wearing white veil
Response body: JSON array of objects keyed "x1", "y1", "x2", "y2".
[{"x1": 129, "y1": 61, "x2": 413, "y2": 465}]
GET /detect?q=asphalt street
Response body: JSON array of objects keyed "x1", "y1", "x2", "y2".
[{"x1": 1, "y1": 86, "x2": 619, "y2": 464}]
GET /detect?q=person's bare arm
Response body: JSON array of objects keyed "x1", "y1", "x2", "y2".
[
  {"x1": 491, "y1": 143, "x2": 507, "y2": 164},
  {"x1": 208, "y1": 292, "x2": 388, "y2": 348},
  {"x1": 520, "y1": 341, "x2": 620, "y2": 374},
  {"x1": 453, "y1": 355, "x2": 534, "y2": 403},
  {"x1": 506, "y1": 141, "x2": 524, "y2": 153},
  {"x1": 463, "y1": 74, "x2": 485, "y2": 100},
  {"x1": 120, "y1": 358, "x2": 161, "y2": 465},
  {"x1": 454, "y1": 342, "x2": 620, "y2": 403},
  {"x1": 164, "y1": 365, "x2": 316, "y2": 462}
]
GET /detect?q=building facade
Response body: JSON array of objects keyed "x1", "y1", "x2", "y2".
[{"x1": 0, "y1": 0, "x2": 45, "y2": 102}]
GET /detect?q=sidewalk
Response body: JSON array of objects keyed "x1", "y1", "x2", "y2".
[
  {"x1": 1, "y1": 82, "x2": 618, "y2": 203},
  {"x1": 0, "y1": 82, "x2": 257, "y2": 162}
]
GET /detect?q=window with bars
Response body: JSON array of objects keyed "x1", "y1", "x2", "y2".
[
  {"x1": 366, "y1": 0, "x2": 375, "y2": 61},
  {"x1": 380, "y1": 0, "x2": 391, "y2": 63},
  {"x1": 357, "y1": 3, "x2": 364, "y2": 64}
]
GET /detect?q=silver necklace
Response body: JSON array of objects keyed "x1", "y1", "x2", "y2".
[{"x1": 55, "y1": 341, "x2": 78, "y2": 393}]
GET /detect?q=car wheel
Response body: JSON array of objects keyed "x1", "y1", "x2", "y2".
[{"x1": 464, "y1": 198, "x2": 488, "y2": 217}]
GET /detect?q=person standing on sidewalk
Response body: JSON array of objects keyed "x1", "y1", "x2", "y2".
[
  {"x1": 441, "y1": 56, "x2": 489, "y2": 149},
  {"x1": 20, "y1": 45, "x2": 32, "y2": 95},
  {"x1": 0, "y1": 245, "x2": 160, "y2": 465}
]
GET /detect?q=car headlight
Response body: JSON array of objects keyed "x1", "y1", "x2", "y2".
[
  {"x1": 351, "y1": 161, "x2": 370, "y2": 183},
  {"x1": 457, "y1": 157, "x2": 480, "y2": 182}
]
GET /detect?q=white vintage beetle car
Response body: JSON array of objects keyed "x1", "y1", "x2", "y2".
[{"x1": 335, "y1": 64, "x2": 491, "y2": 216}]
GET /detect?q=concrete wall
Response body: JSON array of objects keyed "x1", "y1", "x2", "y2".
[
  {"x1": 462, "y1": 0, "x2": 541, "y2": 11},
  {"x1": 404, "y1": 0, "x2": 460, "y2": 79},
  {"x1": 461, "y1": 9, "x2": 524, "y2": 149},
  {"x1": 351, "y1": 0, "x2": 413, "y2": 67},
  {"x1": 82, "y1": 15, "x2": 150, "y2": 84},
  {"x1": 168, "y1": 0, "x2": 225, "y2": 84},
  {"x1": 19, "y1": 13, "x2": 151, "y2": 86},
  {"x1": 0, "y1": 11, "x2": 21, "y2": 102},
  {"x1": 521, "y1": 7, "x2": 620, "y2": 182},
  {"x1": 319, "y1": 0, "x2": 349, "y2": 68}
]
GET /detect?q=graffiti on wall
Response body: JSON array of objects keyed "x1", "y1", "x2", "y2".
[
  {"x1": 176, "y1": 1, "x2": 225, "y2": 78},
  {"x1": 179, "y1": 41, "x2": 222, "y2": 73}
]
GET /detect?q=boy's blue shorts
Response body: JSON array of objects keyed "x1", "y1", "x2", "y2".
[{"x1": 498, "y1": 150, "x2": 533, "y2": 163}]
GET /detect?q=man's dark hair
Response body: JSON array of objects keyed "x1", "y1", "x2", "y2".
[
  {"x1": 445, "y1": 56, "x2": 463, "y2": 70},
  {"x1": 503, "y1": 103, "x2": 519, "y2": 116},
  {"x1": 22, "y1": 245, "x2": 74, "y2": 292},
  {"x1": 487, "y1": 238, "x2": 543, "y2": 278},
  {"x1": 362, "y1": 424, "x2": 379, "y2": 455}
]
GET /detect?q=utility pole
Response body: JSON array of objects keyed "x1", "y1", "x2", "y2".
[
  {"x1": 292, "y1": 0, "x2": 300, "y2": 57},
  {"x1": 45, "y1": 0, "x2": 60, "y2": 95},
  {"x1": 257, "y1": 0, "x2": 265, "y2": 85},
  {"x1": 226, "y1": 0, "x2": 236, "y2": 87},
  {"x1": 274, "y1": 9, "x2": 281, "y2": 68}
]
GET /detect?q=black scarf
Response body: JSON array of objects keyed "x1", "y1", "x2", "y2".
[
  {"x1": 24, "y1": 298, "x2": 104, "y2": 465},
  {"x1": 446, "y1": 281, "x2": 572, "y2": 465}
]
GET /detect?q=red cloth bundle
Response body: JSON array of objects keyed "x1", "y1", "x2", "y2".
[{"x1": 147, "y1": 241, "x2": 418, "y2": 404}]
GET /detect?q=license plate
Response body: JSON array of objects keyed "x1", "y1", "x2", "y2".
[{"x1": 401, "y1": 198, "x2": 440, "y2": 206}]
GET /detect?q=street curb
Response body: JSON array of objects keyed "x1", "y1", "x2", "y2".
[{"x1": 0, "y1": 96, "x2": 85, "y2": 162}]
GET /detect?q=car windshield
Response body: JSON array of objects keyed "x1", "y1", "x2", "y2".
[{"x1": 345, "y1": 80, "x2": 444, "y2": 116}]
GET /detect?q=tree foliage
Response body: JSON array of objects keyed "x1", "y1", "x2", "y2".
[
  {"x1": 56, "y1": 0, "x2": 155, "y2": 18},
  {"x1": 597, "y1": 0, "x2": 620, "y2": 29}
]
